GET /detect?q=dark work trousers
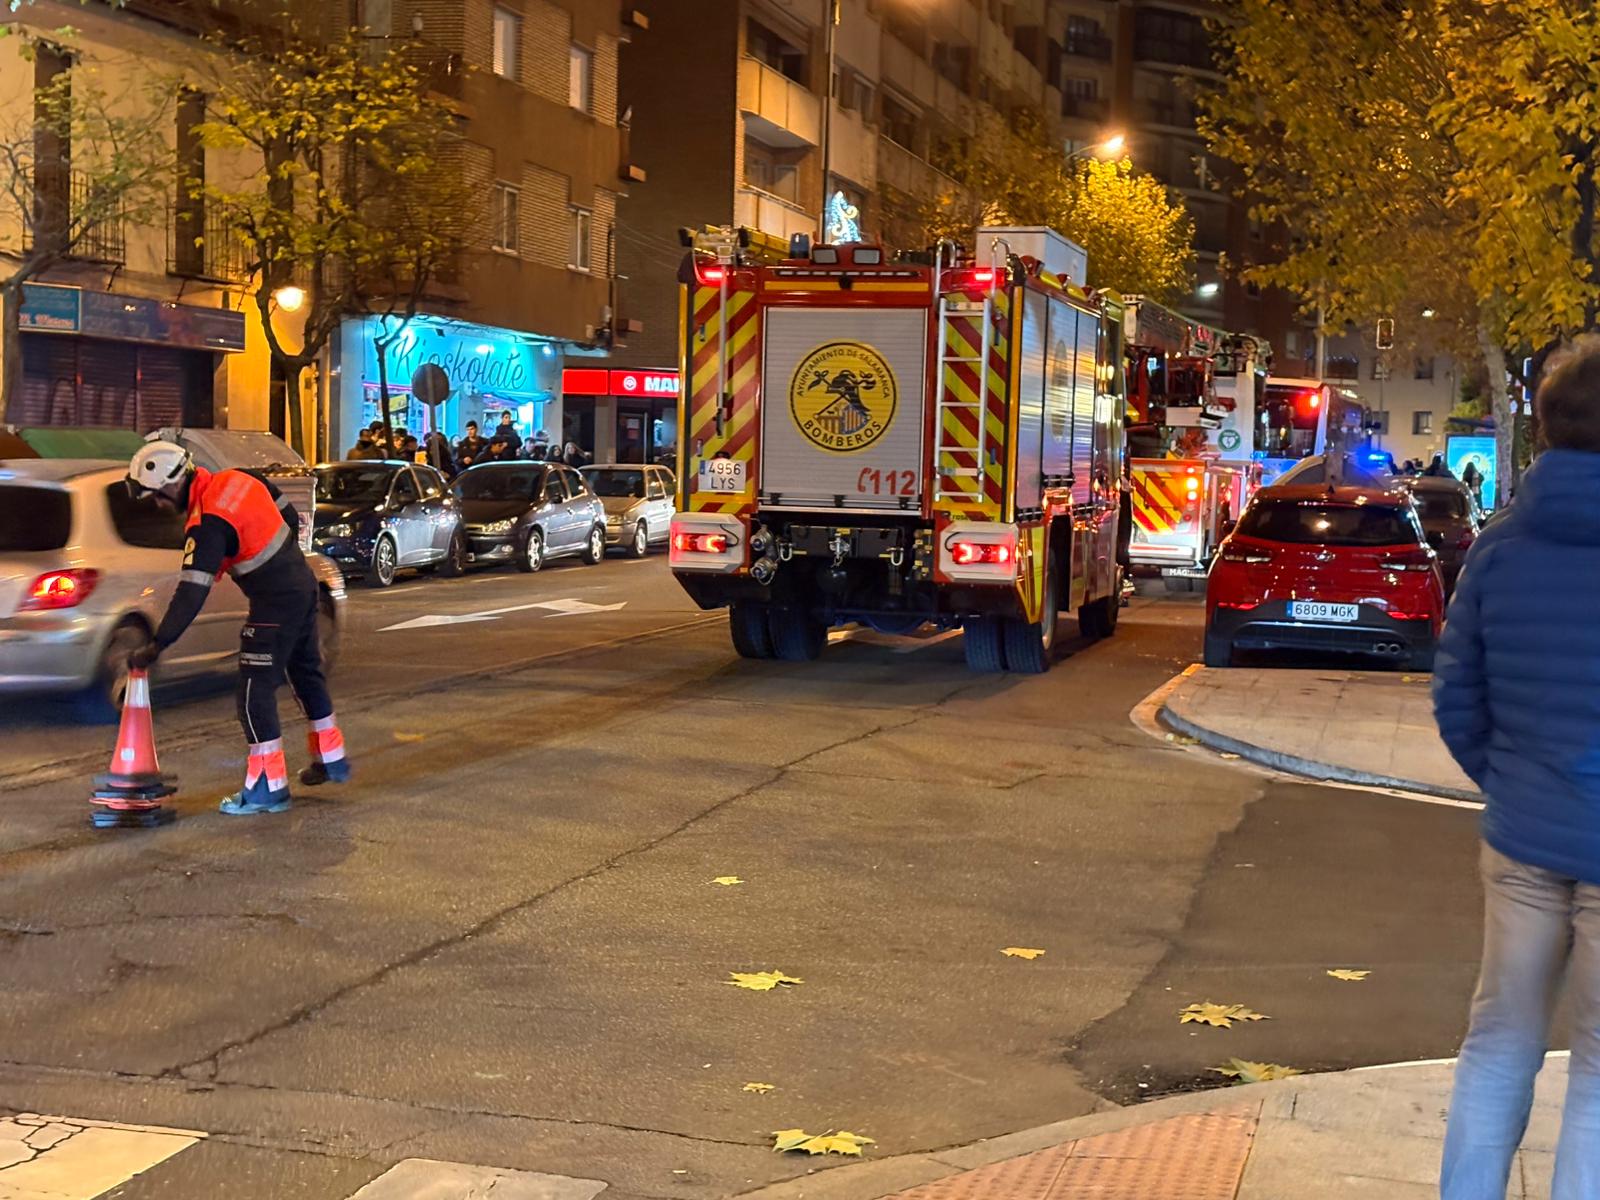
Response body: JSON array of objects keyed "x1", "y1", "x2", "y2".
[{"x1": 237, "y1": 584, "x2": 333, "y2": 746}]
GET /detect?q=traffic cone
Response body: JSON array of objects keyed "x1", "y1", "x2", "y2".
[{"x1": 89, "y1": 669, "x2": 177, "y2": 830}]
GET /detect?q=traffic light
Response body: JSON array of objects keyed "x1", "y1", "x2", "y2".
[{"x1": 1376, "y1": 318, "x2": 1395, "y2": 350}]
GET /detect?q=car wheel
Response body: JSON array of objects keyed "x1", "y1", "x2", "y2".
[
  {"x1": 729, "y1": 602, "x2": 774, "y2": 659},
  {"x1": 1202, "y1": 627, "x2": 1233, "y2": 668},
  {"x1": 1002, "y1": 557, "x2": 1058, "y2": 674},
  {"x1": 318, "y1": 590, "x2": 341, "y2": 674},
  {"x1": 440, "y1": 530, "x2": 467, "y2": 578},
  {"x1": 517, "y1": 528, "x2": 545, "y2": 573},
  {"x1": 962, "y1": 616, "x2": 1006, "y2": 673},
  {"x1": 769, "y1": 606, "x2": 826, "y2": 662},
  {"x1": 76, "y1": 620, "x2": 147, "y2": 725},
  {"x1": 630, "y1": 520, "x2": 649, "y2": 558},
  {"x1": 370, "y1": 535, "x2": 398, "y2": 587},
  {"x1": 1079, "y1": 567, "x2": 1122, "y2": 639},
  {"x1": 582, "y1": 524, "x2": 605, "y2": 565}
]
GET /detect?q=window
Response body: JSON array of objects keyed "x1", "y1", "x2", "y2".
[
  {"x1": 1325, "y1": 355, "x2": 1359, "y2": 381},
  {"x1": 570, "y1": 207, "x2": 592, "y2": 271},
  {"x1": 0, "y1": 486, "x2": 71, "y2": 551},
  {"x1": 1236, "y1": 501, "x2": 1422, "y2": 548},
  {"x1": 882, "y1": 95, "x2": 919, "y2": 150},
  {"x1": 1413, "y1": 411, "x2": 1434, "y2": 436},
  {"x1": 1415, "y1": 356, "x2": 1435, "y2": 380},
  {"x1": 746, "y1": 18, "x2": 806, "y2": 82},
  {"x1": 106, "y1": 484, "x2": 185, "y2": 549},
  {"x1": 492, "y1": 182, "x2": 519, "y2": 253},
  {"x1": 390, "y1": 471, "x2": 419, "y2": 505},
  {"x1": 492, "y1": 7, "x2": 521, "y2": 79},
  {"x1": 415, "y1": 466, "x2": 445, "y2": 499},
  {"x1": 542, "y1": 470, "x2": 569, "y2": 503},
  {"x1": 743, "y1": 139, "x2": 801, "y2": 202},
  {"x1": 569, "y1": 43, "x2": 593, "y2": 112}
]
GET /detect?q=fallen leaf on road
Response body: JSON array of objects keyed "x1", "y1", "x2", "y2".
[
  {"x1": 711, "y1": 876, "x2": 744, "y2": 886},
  {"x1": 1212, "y1": 1058, "x2": 1303, "y2": 1084},
  {"x1": 1326, "y1": 969, "x2": 1371, "y2": 981},
  {"x1": 1219, "y1": 752, "x2": 1242, "y2": 760},
  {"x1": 728, "y1": 971, "x2": 804, "y2": 992},
  {"x1": 743, "y1": 1082, "x2": 775, "y2": 1094},
  {"x1": 772, "y1": 1129, "x2": 875, "y2": 1156},
  {"x1": 392, "y1": 732, "x2": 427, "y2": 743},
  {"x1": 1002, "y1": 947, "x2": 1046, "y2": 960},
  {"x1": 1166, "y1": 733, "x2": 1201, "y2": 745},
  {"x1": 1179, "y1": 1002, "x2": 1270, "y2": 1029}
]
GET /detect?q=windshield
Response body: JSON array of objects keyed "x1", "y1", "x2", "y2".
[
  {"x1": 1409, "y1": 489, "x2": 1468, "y2": 523},
  {"x1": 453, "y1": 466, "x2": 543, "y2": 501},
  {"x1": 315, "y1": 465, "x2": 394, "y2": 505},
  {"x1": 1236, "y1": 500, "x2": 1422, "y2": 547},
  {"x1": 583, "y1": 468, "x2": 645, "y2": 498},
  {"x1": 0, "y1": 485, "x2": 71, "y2": 551},
  {"x1": 1257, "y1": 386, "x2": 1322, "y2": 460}
]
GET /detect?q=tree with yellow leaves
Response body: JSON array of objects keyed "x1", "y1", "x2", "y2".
[
  {"x1": 195, "y1": 31, "x2": 468, "y2": 457},
  {"x1": 1203, "y1": 0, "x2": 1600, "y2": 496},
  {"x1": 895, "y1": 111, "x2": 1196, "y2": 304}
]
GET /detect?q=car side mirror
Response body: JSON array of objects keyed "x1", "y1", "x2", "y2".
[{"x1": 1426, "y1": 530, "x2": 1444, "y2": 550}]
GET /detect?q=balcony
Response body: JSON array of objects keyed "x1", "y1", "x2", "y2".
[
  {"x1": 736, "y1": 186, "x2": 817, "y2": 242},
  {"x1": 1139, "y1": 97, "x2": 1200, "y2": 130},
  {"x1": 21, "y1": 171, "x2": 126, "y2": 264},
  {"x1": 1064, "y1": 31, "x2": 1113, "y2": 62},
  {"x1": 878, "y1": 135, "x2": 957, "y2": 202},
  {"x1": 1134, "y1": 36, "x2": 1217, "y2": 72},
  {"x1": 827, "y1": 106, "x2": 880, "y2": 189},
  {"x1": 739, "y1": 57, "x2": 821, "y2": 149},
  {"x1": 882, "y1": 33, "x2": 938, "y2": 107},
  {"x1": 1062, "y1": 94, "x2": 1109, "y2": 122},
  {"x1": 168, "y1": 204, "x2": 253, "y2": 284}
]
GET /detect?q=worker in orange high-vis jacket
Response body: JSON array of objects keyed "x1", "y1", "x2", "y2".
[{"x1": 125, "y1": 441, "x2": 350, "y2": 815}]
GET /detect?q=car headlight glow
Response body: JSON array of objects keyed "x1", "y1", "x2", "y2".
[
  {"x1": 324, "y1": 523, "x2": 354, "y2": 538},
  {"x1": 481, "y1": 518, "x2": 517, "y2": 534},
  {"x1": 607, "y1": 514, "x2": 623, "y2": 526}
]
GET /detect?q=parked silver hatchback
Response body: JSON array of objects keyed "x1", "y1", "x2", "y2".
[
  {"x1": 0, "y1": 459, "x2": 344, "y2": 721},
  {"x1": 581, "y1": 463, "x2": 676, "y2": 557}
]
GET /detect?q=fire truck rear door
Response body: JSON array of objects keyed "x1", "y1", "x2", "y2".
[{"x1": 759, "y1": 307, "x2": 927, "y2": 511}]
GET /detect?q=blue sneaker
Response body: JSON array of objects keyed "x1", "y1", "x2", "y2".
[
  {"x1": 299, "y1": 759, "x2": 351, "y2": 787},
  {"x1": 219, "y1": 776, "x2": 291, "y2": 815}
]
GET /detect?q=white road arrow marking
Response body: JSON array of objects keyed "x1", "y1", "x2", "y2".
[{"x1": 379, "y1": 598, "x2": 626, "y2": 632}]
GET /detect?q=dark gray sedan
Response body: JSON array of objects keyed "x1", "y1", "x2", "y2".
[
  {"x1": 451, "y1": 462, "x2": 607, "y2": 572},
  {"x1": 1401, "y1": 476, "x2": 1480, "y2": 595}
]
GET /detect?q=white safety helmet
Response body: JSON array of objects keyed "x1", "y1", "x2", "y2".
[{"x1": 128, "y1": 440, "x2": 194, "y2": 501}]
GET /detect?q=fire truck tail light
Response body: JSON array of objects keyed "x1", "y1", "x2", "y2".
[
  {"x1": 699, "y1": 264, "x2": 726, "y2": 284},
  {"x1": 673, "y1": 532, "x2": 729, "y2": 555},
  {"x1": 972, "y1": 269, "x2": 996, "y2": 286},
  {"x1": 19, "y1": 568, "x2": 100, "y2": 612},
  {"x1": 950, "y1": 541, "x2": 1012, "y2": 566}
]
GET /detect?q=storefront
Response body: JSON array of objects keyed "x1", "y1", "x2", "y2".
[
  {"x1": 561, "y1": 368, "x2": 680, "y2": 465},
  {"x1": 12, "y1": 283, "x2": 246, "y2": 431},
  {"x1": 333, "y1": 315, "x2": 567, "y2": 458}
]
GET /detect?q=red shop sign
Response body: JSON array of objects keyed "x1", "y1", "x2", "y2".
[
  {"x1": 562, "y1": 368, "x2": 610, "y2": 395},
  {"x1": 610, "y1": 369, "x2": 680, "y2": 397}
]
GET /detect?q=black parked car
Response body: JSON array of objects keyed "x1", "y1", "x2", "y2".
[
  {"x1": 451, "y1": 462, "x2": 608, "y2": 572},
  {"x1": 1398, "y1": 476, "x2": 1481, "y2": 595},
  {"x1": 312, "y1": 461, "x2": 465, "y2": 587}
]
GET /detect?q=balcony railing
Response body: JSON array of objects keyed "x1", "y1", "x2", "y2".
[
  {"x1": 21, "y1": 171, "x2": 127, "y2": 264},
  {"x1": 738, "y1": 56, "x2": 821, "y2": 148},
  {"x1": 1139, "y1": 98, "x2": 1201, "y2": 129},
  {"x1": 1064, "y1": 31, "x2": 1113, "y2": 62},
  {"x1": 1062, "y1": 94, "x2": 1109, "y2": 122},
  {"x1": 1134, "y1": 36, "x2": 1217, "y2": 72},
  {"x1": 736, "y1": 186, "x2": 816, "y2": 242},
  {"x1": 169, "y1": 204, "x2": 254, "y2": 283}
]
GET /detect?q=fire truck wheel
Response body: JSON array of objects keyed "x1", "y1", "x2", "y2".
[
  {"x1": 962, "y1": 617, "x2": 1006, "y2": 673},
  {"x1": 770, "y1": 606, "x2": 826, "y2": 662},
  {"x1": 729, "y1": 602, "x2": 775, "y2": 660},
  {"x1": 1002, "y1": 567, "x2": 1058, "y2": 675}
]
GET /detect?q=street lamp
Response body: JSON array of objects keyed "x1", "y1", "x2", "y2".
[
  {"x1": 1066, "y1": 132, "x2": 1127, "y2": 164},
  {"x1": 273, "y1": 285, "x2": 305, "y2": 313},
  {"x1": 1197, "y1": 281, "x2": 1220, "y2": 300}
]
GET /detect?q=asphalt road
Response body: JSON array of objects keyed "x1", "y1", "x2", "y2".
[{"x1": 0, "y1": 561, "x2": 1488, "y2": 1199}]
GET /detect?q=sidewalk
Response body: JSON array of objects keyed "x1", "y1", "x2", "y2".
[
  {"x1": 1157, "y1": 666, "x2": 1480, "y2": 801},
  {"x1": 741, "y1": 1057, "x2": 1567, "y2": 1200}
]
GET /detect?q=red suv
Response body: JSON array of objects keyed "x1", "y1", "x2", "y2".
[{"x1": 1204, "y1": 485, "x2": 1445, "y2": 671}]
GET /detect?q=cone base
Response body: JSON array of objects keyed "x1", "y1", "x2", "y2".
[
  {"x1": 90, "y1": 806, "x2": 176, "y2": 829},
  {"x1": 93, "y1": 771, "x2": 177, "y2": 792}
]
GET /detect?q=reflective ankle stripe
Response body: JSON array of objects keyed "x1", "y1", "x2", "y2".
[
  {"x1": 307, "y1": 719, "x2": 346, "y2": 763},
  {"x1": 245, "y1": 739, "x2": 288, "y2": 790}
]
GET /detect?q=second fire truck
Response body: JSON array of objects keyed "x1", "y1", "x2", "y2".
[{"x1": 667, "y1": 226, "x2": 1128, "y2": 673}]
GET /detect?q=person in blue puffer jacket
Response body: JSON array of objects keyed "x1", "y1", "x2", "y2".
[{"x1": 1436, "y1": 335, "x2": 1600, "y2": 1200}]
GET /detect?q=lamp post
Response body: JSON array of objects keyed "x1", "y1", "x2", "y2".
[
  {"x1": 1066, "y1": 133, "x2": 1126, "y2": 165},
  {"x1": 819, "y1": 0, "x2": 840, "y2": 236}
]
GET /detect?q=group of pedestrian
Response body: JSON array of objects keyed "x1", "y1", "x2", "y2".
[
  {"x1": 343, "y1": 410, "x2": 593, "y2": 477},
  {"x1": 1395, "y1": 453, "x2": 1455, "y2": 478}
]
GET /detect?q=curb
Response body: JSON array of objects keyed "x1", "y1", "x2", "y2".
[{"x1": 1156, "y1": 701, "x2": 1483, "y2": 804}]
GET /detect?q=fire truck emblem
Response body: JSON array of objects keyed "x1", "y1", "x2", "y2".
[{"x1": 789, "y1": 341, "x2": 898, "y2": 453}]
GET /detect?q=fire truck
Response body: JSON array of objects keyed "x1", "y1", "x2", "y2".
[
  {"x1": 667, "y1": 226, "x2": 1128, "y2": 673},
  {"x1": 1122, "y1": 298, "x2": 1267, "y2": 591}
]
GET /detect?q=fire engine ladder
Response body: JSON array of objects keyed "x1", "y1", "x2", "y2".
[{"x1": 934, "y1": 290, "x2": 993, "y2": 506}]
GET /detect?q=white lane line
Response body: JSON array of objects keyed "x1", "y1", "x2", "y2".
[
  {"x1": 0, "y1": 1114, "x2": 204, "y2": 1198},
  {"x1": 348, "y1": 1159, "x2": 605, "y2": 1199},
  {"x1": 379, "y1": 598, "x2": 627, "y2": 631}
]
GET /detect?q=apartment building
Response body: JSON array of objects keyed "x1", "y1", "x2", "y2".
[
  {"x1": 594, "y1": 0, "x2": 1082, "y2": 463},
  {"x1": 329, "y1": 0, "x2": 633, "y2": 459},
  {"x1": 0, "y1": 1, "x2": 292, "y2": 438}
]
